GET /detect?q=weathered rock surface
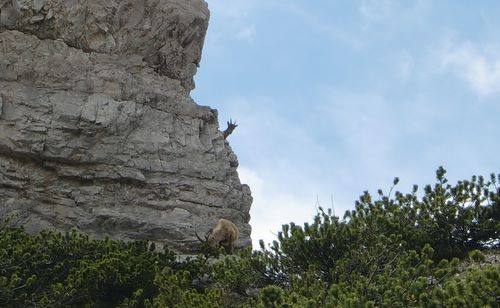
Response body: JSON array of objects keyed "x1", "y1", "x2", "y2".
[{"x1": 0, "y1": 0, "x2": 252, "y2": 252}]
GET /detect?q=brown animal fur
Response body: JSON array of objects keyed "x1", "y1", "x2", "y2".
[{"x1": 202, "y1": 218, "x2": 239, "y2": 254}]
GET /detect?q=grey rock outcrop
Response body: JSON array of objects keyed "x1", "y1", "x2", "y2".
[{"x1": 0, "y1": 0, "x2": 252, "y2": 252}]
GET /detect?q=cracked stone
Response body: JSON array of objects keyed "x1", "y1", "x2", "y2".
[
  {"x1": 29, "y1": 14, "x2": 44, "y2": 23},
  {"x1": 0, "y1": 0, "x2": 253, "y2": 253}
]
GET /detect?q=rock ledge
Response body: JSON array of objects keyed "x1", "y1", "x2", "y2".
[{"x1": 0, "y1": 0, "x2": 252, "y2": 252}]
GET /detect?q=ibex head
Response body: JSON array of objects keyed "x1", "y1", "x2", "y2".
[
  {"x1": 223, "y1": 119, "x2": 238, "y2": 139},
  {"x1": 195, "y1": 218, "x2": 240, "y2": 254}
]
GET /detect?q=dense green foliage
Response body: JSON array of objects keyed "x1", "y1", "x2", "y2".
[
  {"x1": 0, "y1": 227, "x2": 173, "y2": 307},
  {"x1": 1, "y1": 168, "x2": 499, "y2": 307}
]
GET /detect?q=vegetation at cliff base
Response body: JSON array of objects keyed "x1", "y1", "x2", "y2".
[{"x1": 1, "y1": 168, "x2": 499, "y2": 307}]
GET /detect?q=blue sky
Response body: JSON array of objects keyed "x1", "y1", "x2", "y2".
[{"x1": 192, "y1": 0, "x2": 500, "y2": 248}]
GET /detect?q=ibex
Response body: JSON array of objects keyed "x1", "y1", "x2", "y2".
[
  {"x1": 196, "y1": 218, "x2": 239, "y2": 254},
  {"x1": 223, "y1": 119, "x2": 238, "y2": 139}
]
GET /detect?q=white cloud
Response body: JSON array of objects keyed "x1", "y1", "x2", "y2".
[
  {"x1": 216, "y1": 96, "x2": 336, "y2": 248},
  {"x1": 238, "y1": 165, "x2": 318, "y2": 248},
  {"x1": 205, "y1": 0, "x2": 261, "y2": 19},
  {"x1": 360, "y1": 0, "x2": 396, "y2": 22},
  {"x1": 225, "y1": 93, "x2": 420, "y2": 248},
  {"x1": 221, "y1": 92, "x2": 439, "y2": 249},
  {"x1": 207, "y1": 1, "x2": 364, "y2": 49},
  {"x1": 238, "y1": 166, "x2": 263, "y2": 195},
  {"x1": 314, "y1": 88, "x2": 444, "y2": 183},
  {"x1": 359, "y1": 0, "x2": 431, "y2": 27},
  {"x1": 439, "y1": 40, "x2": 500, "y2": 96},
  {"x1": 204, "y1": 0, "x2": 261, "y2": 43},
  {"x1": 318, "y1": 91, "x2": 396, "y2": 158},
  {"x1": 235, "y1": 24, "x2": 256, "y2": 41},
  {"x1": 274, "y1": 2, "x2": 363, "y2": 49},
  {"x1": 216, "y1": 96, "x2": 329, "y2": 166}
]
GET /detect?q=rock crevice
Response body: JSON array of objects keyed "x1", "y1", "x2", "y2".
[{"x1": 0, "y1": 0, "x2": 252, "y2": 252}]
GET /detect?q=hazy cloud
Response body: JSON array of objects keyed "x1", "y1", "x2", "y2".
[
  {"x1": 199, "y1": 1, "x2": 500, "y2": 249},
  {"x1": 205, "y1": 0, "x2": 260, "y2": 19},
  {"x1": 360, "y1": 0, "x2": 396, "y2": 22},
  {"x1": 216, "y1": 96, "x2": 337, "y2": 246},
  {"x1": 235, "y1": 24, "x2": 256, "y2": 41},
  {"x1": 239, "y1": 166, "x2": 319, "y2": 247},
  {"x1": 318, "y1": 91, "x2": 396, "y2": 157},
  {"x1": 439, "y1": 40, "x2": 500, "y2": 96},
  {"x1": 359, "y1": 0, "x2": 431, "y2": 26},
  {"x1": 205, "y1": 0, "x2": 261, "y2": 43},
  {"x1": 276, "y1": 2, "x2": 363, "y2": 49}
]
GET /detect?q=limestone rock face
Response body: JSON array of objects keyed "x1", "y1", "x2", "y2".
[{"x1": 0, "y1": 0, "x2": 252, "y2": 252}]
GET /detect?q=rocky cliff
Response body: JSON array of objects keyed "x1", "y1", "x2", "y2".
[{"x1": 0, "y1": 0, "x2": 252, "y2": 252}]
